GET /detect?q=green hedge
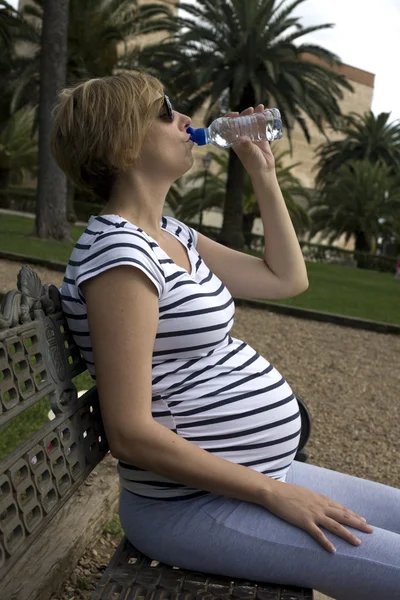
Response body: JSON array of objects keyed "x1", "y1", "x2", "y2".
[
  {"x1": 0, "y1": 191, "x2": 103, "y2": 223},
  {"x1": 186, "y1": 222, "x2": 397, "y2": 273},
  {"x1": 73, "y1": 200, "x2": 104, "y2": 221},
  {"x1": 298, "y1": 241, "x2": 397, "y2": 273},
  {"x1": 0, "y1": 186, "x2": 36, "y2": 212}
]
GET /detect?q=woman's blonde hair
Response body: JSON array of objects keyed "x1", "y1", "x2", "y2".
[{"x1": 51, "y1": 71, "x2": 164, "y2": 201}]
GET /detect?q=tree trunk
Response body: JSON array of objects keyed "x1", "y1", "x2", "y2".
[
  {"x1": 218, "y1": 84, "x2": 256, "y2": 249},
  {"x1": 36, "y1": 0, "x2": 71, "y2": 241},
  {"x1": 355, "y1": 231, "x2": 371, "y2": 253},
  {"x1": 218, "y1": 149, "x2": 245, "y2": 248},
  {"x1": 355, "y1": 230, "x2": 372, "y2": 269},
  {"x1": 0, "y1": 169, "x2": 11, "y2": 208},
  {"x1": 0, "y1": 169, "x2": 11, "y2": 189},
  {"x1": 66, "y1": 178, "x2": 77, "y2": 223},
  {"x1": 243, "y1": 212, "x2": 256, "y2": 249}
]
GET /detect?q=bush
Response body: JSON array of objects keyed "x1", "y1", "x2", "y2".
[
  {"x1": 73, "y1": 200, "x2": 104, "y2": 222},
  {"x1": 186, "y1": 221, "x2": 220, "y2": 241},
  {"x1": 298, "y1": 241, "x2": 397, "y2": 273},
  {"x1": 0, "y1": 187, "x2": 104, "y2": 223},
  {"x1": 186, "y1": 223, "x2": 397, "y2": 273},
  {"x1": 0, "y1": 186, "x2": 36, "y2": 211}
]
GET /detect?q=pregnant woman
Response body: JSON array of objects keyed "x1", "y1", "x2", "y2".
[{"x1": 51, "y1": 71, "x2": 400, "y2": 599}]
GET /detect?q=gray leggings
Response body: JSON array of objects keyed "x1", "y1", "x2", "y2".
[{"x1": 119, "y1": 460, "x2": 400, "y2": 600}]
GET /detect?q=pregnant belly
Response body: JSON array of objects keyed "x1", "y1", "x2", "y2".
[{"x1": 164, "y1": 354, "x2": 302, "y2": 481}]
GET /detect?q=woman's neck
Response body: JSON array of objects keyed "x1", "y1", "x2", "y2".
[{"x1": 101, "y1": 173, "x2": 171, "y2": 238}]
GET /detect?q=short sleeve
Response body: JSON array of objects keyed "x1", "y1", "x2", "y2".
[{"x1": 74, "y1": 229, "x2": 165, "y2": 299}]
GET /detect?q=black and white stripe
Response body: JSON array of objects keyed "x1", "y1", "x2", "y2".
[{"x1": 60, "y1": 214, "x2": 301, "y2": 499}]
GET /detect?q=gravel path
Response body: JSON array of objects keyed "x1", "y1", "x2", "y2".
[
  {"x1": 2, "y1": 259, "x2": 399, "y2": 600},
  {"x1": 231, "y1": 305, "x2": 400, "y2": 490},
  {"x1": 0, "y1": 258, "x2": 65, "y2": 294}
]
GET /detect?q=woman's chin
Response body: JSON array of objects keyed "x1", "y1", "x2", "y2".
[{"x1": 182, "y1": 155, "x2": 195, "y2": 175}]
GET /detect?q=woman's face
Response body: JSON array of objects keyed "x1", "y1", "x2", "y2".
[{"x1": 138, "y1": 96, "x2": 195, "y2": 181}]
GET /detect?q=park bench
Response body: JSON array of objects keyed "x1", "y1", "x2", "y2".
[{"x1": 0, "y1": 265, "x2": 313, "y2": 600}]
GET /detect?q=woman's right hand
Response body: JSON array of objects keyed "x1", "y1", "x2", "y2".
[{"x1": 261, "y1": 480, "x2": 374, "y2": 553}]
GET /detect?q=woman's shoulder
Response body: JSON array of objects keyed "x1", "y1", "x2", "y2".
[
  {"x1": 82, "y1": 214, "x2": 156, "y2": 248},
  {"x1": 65, "y1": 214, "x2": 165, "y2": 299}
]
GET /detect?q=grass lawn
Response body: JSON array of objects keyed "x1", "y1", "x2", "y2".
[
  {"x1": 0, "y1": 213, "x2": 83, "y2": 263},
  {"x1": 0, "y1": 214, "x2": 399, "y2": 325},
  {"x1": 260, "y1": 261, "x2": 400, "y2": 325}
]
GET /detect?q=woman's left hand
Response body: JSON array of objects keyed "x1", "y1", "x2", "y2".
[{"x1": 224, "y1": 104, "x2": 276, "y2": 176}]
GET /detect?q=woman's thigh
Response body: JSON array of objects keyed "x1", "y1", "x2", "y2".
[
  {"x1": 119, "y1": 464, "x2": 400, "y2": 600},
  {"x1": 285, "y1": 460, "x2": 400, "y2": 534}
]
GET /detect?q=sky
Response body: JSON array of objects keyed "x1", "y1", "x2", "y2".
[{"x1": 8, "y1": 0, "x2": 400, "y2": 121}]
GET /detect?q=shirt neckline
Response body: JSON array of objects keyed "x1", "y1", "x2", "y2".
[{"x1": 91, "y1": 214, "x2": 196, "y2": 278}]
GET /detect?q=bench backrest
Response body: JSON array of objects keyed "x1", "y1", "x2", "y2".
[{"x1": 0, "y1": 265, "x2": 109, "y2": 582}]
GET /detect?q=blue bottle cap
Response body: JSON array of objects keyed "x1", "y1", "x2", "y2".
[{"x1": 187, "y1": 126, "x2": 207, "y2": 146}]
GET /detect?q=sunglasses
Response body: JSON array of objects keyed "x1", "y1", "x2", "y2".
[{"x1": 159, "y1": 95, "x2": 174, "y2": 121}]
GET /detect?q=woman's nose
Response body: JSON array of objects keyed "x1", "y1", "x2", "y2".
[{"x1": 179, "y1": 112, "x2": 192, "y2": 130}]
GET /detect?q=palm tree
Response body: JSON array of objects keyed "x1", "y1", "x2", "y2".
[
  {"x1": 11, "y1": 0, "x2": 176, "y2": 111},
  {"x1": 0, "y1": 1, "x2": 34, "y2": 125},
  {"x1": 168, "y1": 146, "x2": 311, "y2": 247},
  {"x1": 0, "y1": 108, "x2": 37, "y2": 192},
  {"x1": 137, "y1": 0, "x2": 352, "y2": 249},
  {"x1": 36, "y1": 0, "x2": 71, "y2": 241},
  {"x1": 308, "y1": 160, "x2": 400, "y2": 256},
  {"x1": 315, "y1": 111, "x2": 400, "y2": 187},
  {"x1": 0, "y1": 0, "x2": 21, "y2": 52}
]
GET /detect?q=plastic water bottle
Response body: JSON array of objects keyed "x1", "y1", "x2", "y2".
[{"x1": 187, "y1": 108, "x2": 282, "y2": 148}]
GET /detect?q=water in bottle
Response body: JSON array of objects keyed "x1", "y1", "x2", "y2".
[{"x1": 187, "y1": 108, "x2": 282, "y2": 148}]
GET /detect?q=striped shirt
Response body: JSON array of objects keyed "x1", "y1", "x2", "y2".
[{"x1": 61, "y1": 214, "x2": 301, "y2": 500}]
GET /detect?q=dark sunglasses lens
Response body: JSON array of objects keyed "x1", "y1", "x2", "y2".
[{"x1": 164, "y1": 96, "x2": 173, "y2": 120}]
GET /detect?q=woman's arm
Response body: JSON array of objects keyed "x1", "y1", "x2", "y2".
[
  {"x1": 196, "y1": 168, "x2": 308, "y2": 300},
  {"x1": 250, "y1": 169, "x2": 308, "y2": 290}
]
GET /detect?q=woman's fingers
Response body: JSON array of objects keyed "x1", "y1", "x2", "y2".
[
  {"x1": 224, "y1": 111, "x2": 239, "y2": 118},
  {"x1": 225, "y1": 105, "x2": 265, "y2": 118},
  {"x1": 308, "y1": 522, "x2": 337, "y2": 553},
  {"x1": 239, "y1": 107, "x2": 254, "y2": 116},
  {"x1": 321, "y1": 516, "x2": 363, "y2": 546},
  {"x1": 328, "y1": 508, "x2": 374, "y2": 533},
  {"x1": 327, "y1": 501, "x2": 374, "y2": 531}
]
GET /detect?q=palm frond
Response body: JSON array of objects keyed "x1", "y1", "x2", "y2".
[
  {"x1": 315, "y1": 111, "x2": 400, "y2": 187},
  {"x1": 309, "y1": 159, "x2": 400, "y2": 250},
  {"x1": 0, "y1": 108, "x2": 37, "y2": 183}
]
